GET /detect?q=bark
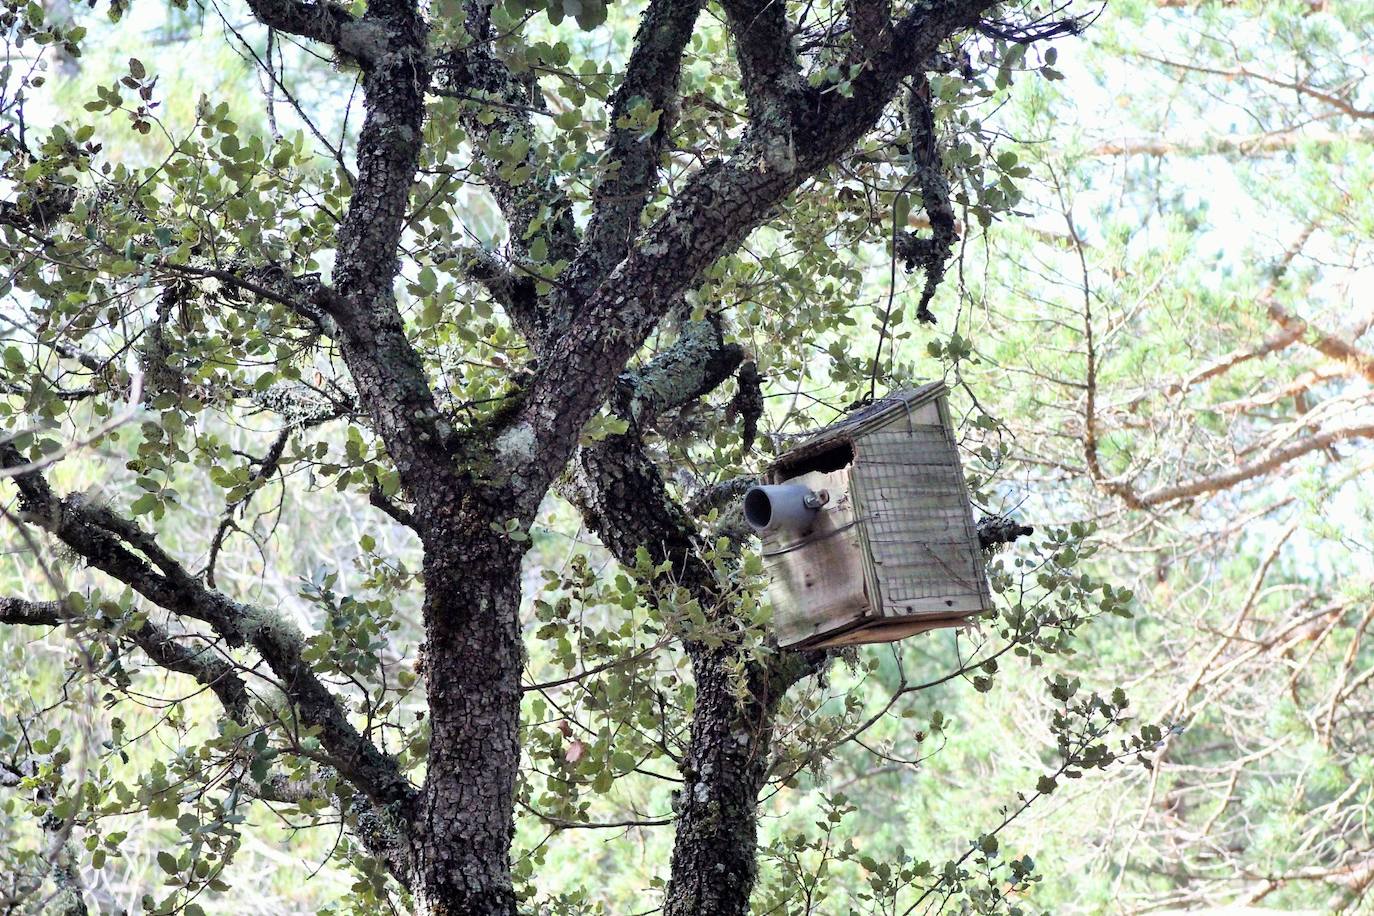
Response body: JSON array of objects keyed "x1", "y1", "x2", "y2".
[
  {"x1": 244, "y1": 0, "x2": 387, "y2": 68},
  {"x1": 897, "y1": 72, "x2": 956, "y2": 323},
  {"x1": 560, "y1": 0, "x2": 705, "y2": 311},
  {"x1": 663, "y1": 650, "x2": 803, "y2": 916},
  {"x1": 508, "y1": 0, "x2": 999, "y2": 502},
  {"x1": 324, "y1": 0, "x2": 451, "y2": 495},
  {"x1": 0, "y1": 588, "x2": 413, "y2": 885},
  {"x1": 409, "y1": 512, "x2": 525, "y2": 915},
  {"x1": 719, "y1": 0, "x2": 806, "y2": 124},
  {"x1": 0, "y1": 445, "x2": 415, "y2": 811}
]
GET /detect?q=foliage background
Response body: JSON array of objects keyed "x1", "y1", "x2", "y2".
[{"x1": 2, "y1": 0, "x2": 1372, "y2": 912}]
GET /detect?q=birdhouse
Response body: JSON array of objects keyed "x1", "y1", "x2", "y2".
[{"x1": 744, "y1": 383, "x2": 992, "y2": 649}]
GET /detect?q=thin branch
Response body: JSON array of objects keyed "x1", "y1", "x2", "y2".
[
  {"x1": 1135, "y1": 422, "x2": 1374, "y2": 507},
  {"x1": 0, "y1": 446, "x2": 417, "y2": 810}
]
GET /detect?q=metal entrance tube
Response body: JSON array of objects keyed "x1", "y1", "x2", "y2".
[{"x1": 744, "y1": 484, "x2": 828, "y2": 536}]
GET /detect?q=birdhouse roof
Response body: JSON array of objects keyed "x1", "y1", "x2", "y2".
[{"x1": 779, "y1": 382, "x2": 948, "y2": 462}]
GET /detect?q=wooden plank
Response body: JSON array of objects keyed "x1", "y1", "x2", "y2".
[
  {"x1": 762, "y1": 388, "x2": 995, "y2": 647},
  {"x1": 761, "y1": 467, "x2": 872, "y2": 648},
  {"x1": 878, "y1": 593, "x2": 989, "y2": 618},
  {"x1": 805, "y1": 613, "x2": 972, "y2": 649}
]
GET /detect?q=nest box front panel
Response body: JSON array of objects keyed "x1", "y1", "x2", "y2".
[{"x1": 759, "y1": 467, "x2": 874, "y2": 648}]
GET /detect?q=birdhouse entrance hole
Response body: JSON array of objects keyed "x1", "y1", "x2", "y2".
[{"x1": 773, "y1": 440, "x2": 855, "y2": 478}]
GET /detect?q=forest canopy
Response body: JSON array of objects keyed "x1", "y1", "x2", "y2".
[{"x1": 1, "y1": 0, "x2": 1372, "y2": 913}]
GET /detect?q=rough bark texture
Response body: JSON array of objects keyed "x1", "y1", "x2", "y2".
[
  {"x1": 896, "y1": 71, "x2": 957, "y2": 323},
  {"x1": 411, "y1": 517, "x2": 525, "y2": 915},
  {"x1": 0, "y1": 444, "x2": 416, "y2": 811},
  {"x1": 663, "y1": 651, "x2": 791, "y2": 916}
]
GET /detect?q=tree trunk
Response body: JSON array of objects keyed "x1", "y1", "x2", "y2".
[
  {"x1": 663, "y1": 647, "x2": 783, "y2": 916},
  {"x1": 410, "y1": 523, "x2": 524, "y2": 915},
  {"x1": 569, "y1": 432, "x2": 819, "y2": 916}
]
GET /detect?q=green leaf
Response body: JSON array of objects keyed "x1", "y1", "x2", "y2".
[{"x1": 417, "y1": 266, "x2": 438, "y2": 295}]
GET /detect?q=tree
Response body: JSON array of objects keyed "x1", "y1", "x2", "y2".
[{"x1": 0, "y1": 0, "x2": 1164, "y2": 913}]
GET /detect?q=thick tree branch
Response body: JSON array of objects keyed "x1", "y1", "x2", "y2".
[
  {"x1": 719, "y1": 0, "x2": 806, "y2": 124},
  {"x1": 847, "y1": 0, "x2": 895, "y2": 54},
  {"x1": 614, "y1": 317, "x2": 745, "y2": 428},
  {"x1": 556, "y1": 0, "x2": 705, "y2": 316},
  {"x1": 432, "y1": 3, "x2": 579, "y2": 339},
  {"x1": 2, "y1": 596, "x2": 254, "y2": 720},
  {"x1": 499, "y1": 0, "x2": 998, "y2": 514},
  {"x1": 0, "y1": 446, "x2": 416, "y2": 811},
  {"x1": 0, "y1": 595, "x2": 414, "y2": 884},
  {"x1": 564, "y1": 423, "x2": 823, "y2": 915},
  {"x1": 0, "y1": 596, "x2": 64, "y2": 626},
  {"x1": 564, "y1": 318, "x2": 744, "y2": 547},
  {"x1": 242, "y1": 0, "x2": 390, "y2": 69},
  {"x1": 561, "y1": 325, "x2": 826, "y2": 916},
  {"x1": 307, "y1": 0, "x2": 460, "y2": 507}
]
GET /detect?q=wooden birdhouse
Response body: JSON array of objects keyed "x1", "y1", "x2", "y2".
[{"x1": 744, "y1": 383, "x2": 992, "y2": 649}]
